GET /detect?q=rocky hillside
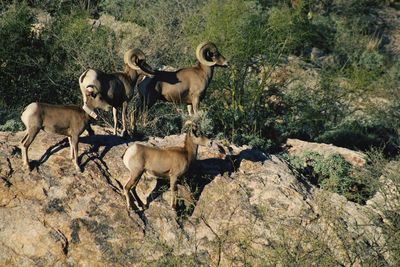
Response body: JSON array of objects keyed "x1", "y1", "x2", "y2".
[{"x1": 0, "y1": 127, "x2": 396, "y2": 266}]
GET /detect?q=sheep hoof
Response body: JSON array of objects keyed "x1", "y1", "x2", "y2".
[
  {"x1": 171, "y1": 203, "x2": 177, "y2": 211},
  {"x1": 126, "y1": 203, "x2": 137, "y2": 212}
]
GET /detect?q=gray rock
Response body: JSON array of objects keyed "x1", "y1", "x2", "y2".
[{"x1": 0, "y1": 127, "x2": 393, "y2": 266}]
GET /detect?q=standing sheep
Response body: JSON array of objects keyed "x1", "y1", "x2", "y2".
[
  {"x1": 20, "y1": 101, "x2": 98, "y2": 171},
  {"x1": 122, "y1": 128, "x2": 213, "y2": 210},
  {"x1": 132, "y1": 42, "x2": 229, "y2": 129},
  {"x1": 79, "y1": 48, "x2": 154, "y2": 136}
]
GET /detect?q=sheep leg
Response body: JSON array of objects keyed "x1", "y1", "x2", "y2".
[
  {"x1": 121, "y1": 101, "x2": 128, "y2": 137},
  {"x1": 69, "y1": 135, "x2": 80, "y2": 172},
  {"x1": 113, "y1": 107, "x2": 118, "y2": 135},
  {"x1": 68, "y1": 137, "x2": 74, "y2": 159},
  {"x1": 20, "y1": 132, "x2": 29, "y2": 167},
  {"x1": 187, "y1": 105, "x2": 194, "y2": 116},
  {"x1": 20, "y1": 127, "x2": 40, "y2": 169},
  {"x1": 192, "y1": 98, "x2": 199, "y2": 115},
  {"x1": 124, "y1": 170, "x2": 145, "y2": 210},
  {"x1": 170, "y1": 175, "x2": 178, "y2": 210}
]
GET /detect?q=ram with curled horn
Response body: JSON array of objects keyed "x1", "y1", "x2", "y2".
[
  {"x1": 133, "y1": 42, "x2": 229, "y2": 128},
  {"x1": 79, "y1": 48, "x2": 154, "y2": 136}
]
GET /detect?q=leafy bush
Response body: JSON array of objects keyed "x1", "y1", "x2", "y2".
[
  {"x1": 103, "y1": 0, "x2": 202, "y2": 67},
  {"x1": 365, "y1": 152, "x2": 400, "y2": 265},
  {"x1": 0, "y1": 0, "x2": 399, "y2": 155},
  {"x1": 0, "y1": 2, "x2": 122, "y2": 112},
  {"x1": 99, "y1": 0, "x2": 137, "y2": 21},
  {"x1": 267, "y1": 3, "x2": 316, "y2": 54},
  {"x1": 28, "y1": 0, "x2": 100, "y2": 15},
  {"x1": 0, "y1": 119, "x2": 23, "y2": 132},
  {"x1": 0, "y1": 2, "x2": 37, "y2": 107},
  {"x1": 47, "y1": 10, "x2": 120, "y2": 76},
  {"x1": 287, "y1": 151, "x2": 377, "y2": 204},
  {"x1": 317, "y1": 120, "x2": 400, "y2": 156},
  {"x1": 0, "y1": 103, "x2": 24, "y2": 132},
  {"x1": 133, "y1": 103, "x2": 183, "y2": 137}
]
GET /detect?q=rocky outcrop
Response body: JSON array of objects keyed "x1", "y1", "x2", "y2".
[
  {"x1": 286, "y1": 138, "x2": 366, "y2": 167},
  {"x1": 0, "y1": 127, "x2": 392, "y2": 266}
]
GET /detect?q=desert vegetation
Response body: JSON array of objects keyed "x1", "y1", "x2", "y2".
[{"x1": 1, "y1": 0, "x2": 400, "y2": 265}]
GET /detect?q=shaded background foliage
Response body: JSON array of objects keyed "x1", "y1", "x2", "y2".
[{"x1": 0, "y1": 0, "x2": 399, "y2": 153}]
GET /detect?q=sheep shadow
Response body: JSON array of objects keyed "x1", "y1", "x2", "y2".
[
  {"x1": 186, "y1": 148, "x2": 270, "y2": 200},
  {"x1": 30, "y1": 138, "x2": 70, "y2": 170},
  {"x1": 32, "y1": 134, "x2": 140, "y2": 173},
  {"x1": 78, "y1": 134, "x2": 150, "y2": 194},
  {"x1": 78, "y1": 134, "x2": 144, "y2": 172},
  {"x1": 145, "y1": 148, "x2": 270, "y2": 219}
]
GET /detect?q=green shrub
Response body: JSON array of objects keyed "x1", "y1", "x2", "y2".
[
  {"x1": 0, "y1": 2, "x2": 36, "y2": 106},
  {"x1": 0, "y1": 119, "x2": 23, "y2": 132},
  {"x1": 99, "y1": 0, "x2": 137, "y2": 21},
  {"x1": 0, "y1": 3, "x2": 115, "y2": 109},
  {"x1": 287, "y1": 151, "x2": 377, "y2": 204},
  {"x1": 47, "y1": 10, "x2": 120, "y2": 76},
  {"x1": 181, "y1": 110, "x2": 215, "y2": 137},
  {"x1": 267, "y1": 3, "x2": 315, "y2": 54},
  {"x1": 317, "y1": 120, "x2": 399, "y2": 156},
  {"x1": 133, "y1": 103, "x2": 183, "y2": 137},
  {"x1": 365, "y1": 153, "x2": 400, "y2": 265},
  {"x1": 0, "y1": 105, "x2": 24, "y2": 132}
]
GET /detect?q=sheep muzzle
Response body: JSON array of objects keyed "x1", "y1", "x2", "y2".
[{"x1": 82, "y1": 104, "x2": 98, "y2": 119}]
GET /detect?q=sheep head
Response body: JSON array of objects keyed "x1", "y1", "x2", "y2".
[
  {"x1": 196, "y1": 42, "x2": 229, "y2": 67},
  {"x1": 124, "y1": 48, "x2": 155, "y2": 77},
  {"x1": 183, "y1": 122, "x2": 212, "y2": 148},
  {"x1": 82, "y1": 85, "x2": 111, "y2": 119}
]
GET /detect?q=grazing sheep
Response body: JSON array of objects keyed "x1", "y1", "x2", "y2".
[{"x1": 79, "y1": 48, "x2": 154, "y2": 136}]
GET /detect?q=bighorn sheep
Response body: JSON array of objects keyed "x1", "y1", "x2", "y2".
[
  {"x1": 20, "y1": 101, "x2": 97, "y2": 171},
  {"x1": 79, "y1": 48, "x2": 153, "y2": 136},
  {"x1": 122, "y1": 129, "x2": 213, "y2": 210},
  {"x1": 134, "y1": 42, "x2": 228, "y2": 124}
]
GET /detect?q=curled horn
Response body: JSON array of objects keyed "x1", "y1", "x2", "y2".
[
  {"x1": 196, "y1": 42, "x2": 218, "y2": 67},
  {"x1": 124, "y1": 48, "x2": 145, "y2": 70},
  {"x1": 124, "y1": 48, "x2": 156, "y2": 76}
]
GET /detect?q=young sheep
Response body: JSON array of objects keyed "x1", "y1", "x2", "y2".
[
  {"x1": 122, "y1": 130, "x2": 212, "y2": 210},
  {"x1": 20, "y1": 102, "x2": 93, "y2": 171}
]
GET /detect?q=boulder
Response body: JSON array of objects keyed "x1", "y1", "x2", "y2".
[
  {"x1": 286, "y1": 138, "x2": 366, "y2": 167},
  {"x1": 0, "y1": 127, "x2": 391, "y2": 266}
]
